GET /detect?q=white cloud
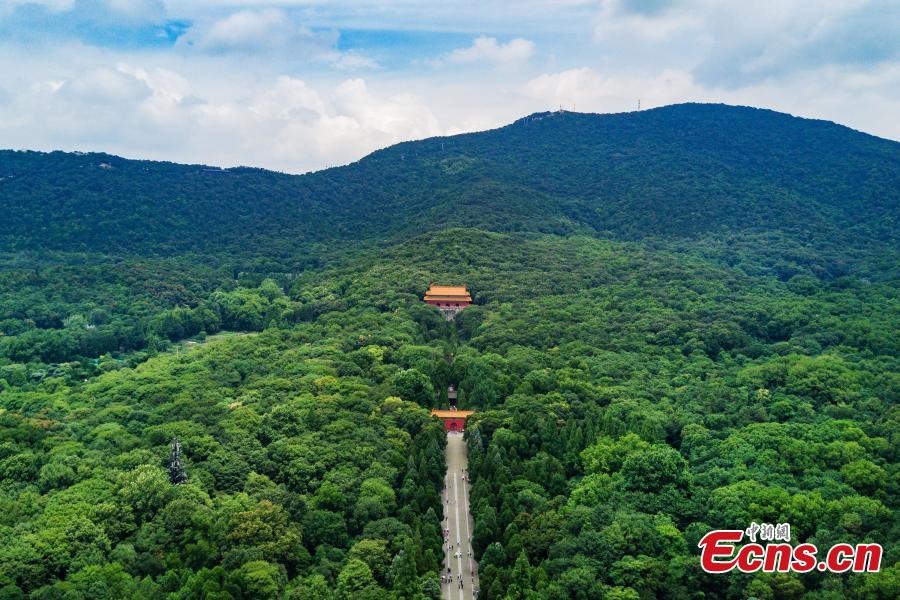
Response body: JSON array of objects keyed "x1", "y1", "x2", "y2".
[
  {"x1": 525, "y1": 67, "x2": 607, "y2": 109},
  {"x1": 183, "y1": 8, "x2": 313, "y2": 51},
  {"x1": 0, "y1": 0, "x2": 897, "y2": 174},
  {"x1": 62, "y1": 65, "x2": 153, "y2": 102},
  {"x1": 592, "y1": 0, "x2": 900, "y2": 86},
  {"x1": 177, "y1": 8, "x2": 377, "y2": 70},
  {"x1": 196, "y1": 75, "x2": 440, "y2": 170},
  {"x1": 441, "y1": 36, "x2": 535, "y2": 67},
  {"x1": 322, "y1": 50, "x2": 381, "y2": 71},
  {"x1": 524, "y1": 67, "x2": 697, "y2": 112},
  {"x1": 594, "y1": 8, "x2": 700, "y2": 43},
  {"x1": 0, "y1": 51, "x2": 440, "y2": 172}
]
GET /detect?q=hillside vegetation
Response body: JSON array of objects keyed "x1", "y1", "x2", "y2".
[
  {"x1": 2, "y1": 104, "x2": 897, "y2": 255},
  {"x1": 0, "y1": 104, "x2": 898, "y2": 599}
]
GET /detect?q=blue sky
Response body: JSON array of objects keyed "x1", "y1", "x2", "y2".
[{"x1": 0, "y1": 0, "x2": 897, "y2": 172}]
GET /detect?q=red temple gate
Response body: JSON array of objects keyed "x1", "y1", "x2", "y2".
[{"x1": 431, "y1": 409, "x2": 474, "y2": 432}]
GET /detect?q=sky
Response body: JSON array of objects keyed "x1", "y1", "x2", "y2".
[{"x1": 0, "y1": 0, "x2": 897, "y2": 173}]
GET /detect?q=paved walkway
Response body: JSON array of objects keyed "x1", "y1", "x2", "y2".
[{"x1": 441, "y1": 431, "x2": 480, "y2": 599}]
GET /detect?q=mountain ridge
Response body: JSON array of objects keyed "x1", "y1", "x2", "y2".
[
  {"x1": 1, "y1": 102, "x2": 897, "y2": 260},
  {"x1": 4, "y1": 103, "x2": 898, "y2": 171}
]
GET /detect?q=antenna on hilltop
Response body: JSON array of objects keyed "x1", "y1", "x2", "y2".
[{"x1": 638, "y1": 99, "x2": 641, "y2": 111}]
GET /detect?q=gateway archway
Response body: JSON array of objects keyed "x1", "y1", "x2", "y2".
[{"x1": 430, "y1": 409, "x2": 474, "y2": 432}]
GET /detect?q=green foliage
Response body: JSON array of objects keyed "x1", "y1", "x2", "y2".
[
  {"x1": 389, "y1": 369, "x2": 436, "y2": 407},
  {"x1": 0, "y1": 323, "x2": 447, "y2": 597},
  {"x1": 0, "y1": 104, "x2": 898, "y2": 597}
]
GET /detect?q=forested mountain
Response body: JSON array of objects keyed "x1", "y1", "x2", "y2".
[
  {"x1": 2, "y1": 104, "x2": 897, "y2": 256},
  {"x1": 0, "y1": 104, "x2": 898, "y2": 599}
]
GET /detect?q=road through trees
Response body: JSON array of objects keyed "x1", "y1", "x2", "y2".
[{"x1": 442, "y1": 431, "x2": 480, "y2": 599}]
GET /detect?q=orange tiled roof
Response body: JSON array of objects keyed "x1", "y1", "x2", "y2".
[
  {"x1": 427, "y1": 285, "x2": 468, "y2": 294},
  {"x1": 431, "y1": 409, "x2": 474, "y2": 419},
  {"x1": 424, "y1": 284, "x2": 471, "y2": 301}
]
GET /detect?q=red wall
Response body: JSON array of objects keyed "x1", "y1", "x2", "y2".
[
  {"x1": 425, "y1": 300, "x2": 471, "y2": 308},
  {"x1": 443, "y1": 418, "x2": 467, "y2": 431}
]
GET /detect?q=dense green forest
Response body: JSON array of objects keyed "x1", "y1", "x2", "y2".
[{"x1": 0, "y1": 104, "x2": 898, "y2": 598}]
